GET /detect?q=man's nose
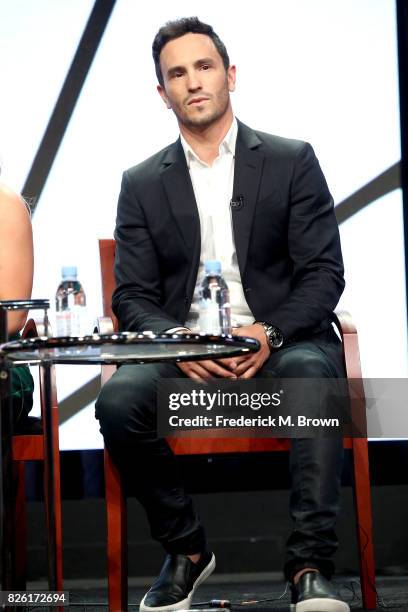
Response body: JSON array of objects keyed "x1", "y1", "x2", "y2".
[{"x1": 186, "y1": 71, "x2": 202, "y2": 91}]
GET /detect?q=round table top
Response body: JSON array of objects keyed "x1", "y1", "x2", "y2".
[
  {"x1": 0, "y1": 298, "x2": 50, "y2": 311},
  {"x1": 0, "y1": 331, "x2": 260, "y2": 366}
]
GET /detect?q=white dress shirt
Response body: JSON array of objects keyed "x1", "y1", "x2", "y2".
[{"x1": 179, "y1": 117, "x2": 253, "y2": 332}]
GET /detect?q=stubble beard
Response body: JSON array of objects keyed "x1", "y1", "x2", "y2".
[{"x1": 178, "y1": 89, "x2": 230, "y2": 131}]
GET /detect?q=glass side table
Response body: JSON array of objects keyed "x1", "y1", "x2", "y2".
[
  {"x1": 0, "y1": 330, "x2": 259, "y2": 599},
  {"x1": 0, "y1": 299, "x2": 50, "y2": 600}
]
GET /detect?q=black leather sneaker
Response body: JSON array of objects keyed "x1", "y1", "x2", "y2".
[
  {"x1": 139, "y1": 551, "x2": 216, "y2": 611},
  {"x1": 291, "y1": 572, "x2": 350, "y2": 612}
]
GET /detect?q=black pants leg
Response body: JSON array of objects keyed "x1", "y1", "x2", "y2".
[
  {"x1": 259, "y1": 327, "x2": 345, "y2": 581},
  {"x1": 95, "y1": 361, "x2": 206, "y2": 555}
]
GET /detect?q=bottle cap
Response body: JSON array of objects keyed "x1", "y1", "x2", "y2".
[
  {"x1": 61, "y1": 266, "x2": 78, "y2": 280},
  {"x1": 204, "y1": 260, "x2": 221, "y2": 275}
]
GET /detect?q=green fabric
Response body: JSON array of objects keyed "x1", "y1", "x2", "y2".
[
  {"x1": 9, "y1": 332, "x2": 34, "y2": 422},
  {"x1": 11, "y1": 364, "x2": 34, "y2": 397}
]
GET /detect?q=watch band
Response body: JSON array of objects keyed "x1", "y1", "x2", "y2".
[{"x1": 254, "y1": 321, "x2": 284, "y2": 349}]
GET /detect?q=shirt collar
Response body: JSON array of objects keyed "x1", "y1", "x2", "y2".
[{"x1": 181, "y1": 117, "x2": 238, "y2": 168}]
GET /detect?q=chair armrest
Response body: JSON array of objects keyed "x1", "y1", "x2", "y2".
[
  {"x1": 96, "y1": 316, "x2": 115, "y2": 335},
  {"x1": 22, "y1": 317, "x2": 53, "y2": 339},
  {"x1": 333, "y1": 310, "x2": 357, "y2": 336},
  {"x1": 333, "y1": 310, "x2": 363, "y2": 381}
]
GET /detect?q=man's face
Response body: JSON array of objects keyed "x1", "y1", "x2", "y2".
[{"x1": 157, "y1": 32, "x2": 236, "y2": 130}]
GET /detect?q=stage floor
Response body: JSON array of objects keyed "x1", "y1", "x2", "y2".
[{"x1": 27, "y1": 573, "x2": 408, "y2": 611}]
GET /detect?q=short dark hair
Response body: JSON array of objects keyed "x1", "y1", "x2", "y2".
[{"x1": 152, "y1": 17, "x2": 230, "y2": 86}]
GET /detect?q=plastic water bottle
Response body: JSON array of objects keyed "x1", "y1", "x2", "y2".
[
  {"x1": 55, "y1": 266, "x2": 87, "y2": 336},
  {"x1": 199, "y1": 260, "x2": 232, "y2": 334}
]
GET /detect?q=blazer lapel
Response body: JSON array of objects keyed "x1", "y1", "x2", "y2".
[
  {"x1": 161, "y1": 139, "x2": 200, "y2": 255},
  {"x1": 161, "y1": 140, "x2": 200, "y2": 298},
  {"x1": 232, "y1": 121, "x2": 264, "y2": 277},
  {"x1": 160, "y1": 124, "x2": 264, "y2": 288}
]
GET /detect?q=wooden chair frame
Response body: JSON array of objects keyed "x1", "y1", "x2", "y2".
[{"x1": 98, "y1": 238, "x2": 376, "y2": 612}]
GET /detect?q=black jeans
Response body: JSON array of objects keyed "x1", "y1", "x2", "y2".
[{"x1": 95, "y1": 326, "x2": 345, "y2": 581}]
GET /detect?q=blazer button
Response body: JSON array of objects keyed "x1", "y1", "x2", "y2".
[
  {"x1": 184, "y1": 296, "x2": 189, "y2": 303},
  {"x1": 244, "y1": 287, "x2": 252, "y2": 293}
]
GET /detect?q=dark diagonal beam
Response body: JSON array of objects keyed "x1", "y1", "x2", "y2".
[
  {"x1": 335, "y1": 162, "x2": 401, "y2": 224},
  {"x1": 58, "y1": 375, "x2": 100, "y2": 424},
  {"x1": 22, "y1": 0, "x2": 117, "y2": 211}
]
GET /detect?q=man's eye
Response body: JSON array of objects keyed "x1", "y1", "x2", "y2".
[{"x1": 200, "y1": 64, "x2": 210, "y2": 71}]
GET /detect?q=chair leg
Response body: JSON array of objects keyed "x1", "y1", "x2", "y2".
[
  {"x1": 105, "y1": 447, "x2": 128, "y2": 612},
  {"x1": 43, "y1": 448, "x2": 63, "y2": 593},
  {"x1": 13, "y1": 462, "x2": 27, "y2": 590},
  {"x1": 351, "y1": 438, "x2": 376, "y2": 609}
]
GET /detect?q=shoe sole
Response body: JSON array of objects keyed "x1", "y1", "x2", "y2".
[
  {"x1": 139, "y1": 553, "x2": 216, "y2": 612},
  {"x1": 293, "y1": 599, "x2": 350, "y2": 612}
]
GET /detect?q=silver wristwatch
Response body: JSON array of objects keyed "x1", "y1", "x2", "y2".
[{"x1": 254, "y1": 321, "x2": 284, "y2": 350}]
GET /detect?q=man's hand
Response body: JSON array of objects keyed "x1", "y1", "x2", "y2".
[
  {"x1": 217, "y1": 324, "x2": 271, "y2": 379},
  {"x1": 174, "y1": 324, "x2": 271, "y2": 381},
  {"x1": 177, "y1": 359, "x2": 238, "y2": 381},
  {"x1": 173, "y1": 329, "x2": 238, "y2": 382}
]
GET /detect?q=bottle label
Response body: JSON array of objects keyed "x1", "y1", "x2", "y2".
[{"x1": 55, "y1": 305, "x2": 87, "y2": 337}]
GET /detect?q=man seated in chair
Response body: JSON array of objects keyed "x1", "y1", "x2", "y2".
[{"x1": 96, "y1": 17, "x2": 349, "y2": 612}]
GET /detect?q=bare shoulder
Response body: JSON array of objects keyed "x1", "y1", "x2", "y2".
[{"x1": 0, "y1": 183, "x2": 31, "y2": 224}]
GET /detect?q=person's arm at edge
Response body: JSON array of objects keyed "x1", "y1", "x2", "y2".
[{"x1": 0, "y1": 184, "x2": 33, "y2": 335}]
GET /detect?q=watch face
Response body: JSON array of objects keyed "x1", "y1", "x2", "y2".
[{"x1": 269, "y1": 327, "x2": 283, "y2": 348}]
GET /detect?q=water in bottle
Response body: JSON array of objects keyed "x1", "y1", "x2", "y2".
[
  {"x1": 55, "y1": 266, "x2": 87, "y2": 336},
  {"x1": 199, "y1": 260, "x2": 232, "y2": 334}
]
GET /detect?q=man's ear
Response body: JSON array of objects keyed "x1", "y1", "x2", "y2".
[
  {"x1": 157, "y1": 84, "x2": 172, "y2": 109},
  {"x1": 227, "y1": 65, "x2": 236, "y2": 92}
]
